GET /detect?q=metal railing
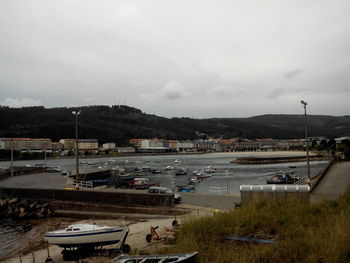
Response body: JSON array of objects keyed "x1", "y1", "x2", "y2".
[
  {"x1": 293, "y1": 177, "x2": 308, "y2": 185},
  {"x1": 66, "y1": 178, "x2": 93, "y2": 188}
]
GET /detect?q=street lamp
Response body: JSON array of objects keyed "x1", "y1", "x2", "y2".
[
  {"x1": 72, "y1": 110, "x2": 81, "y2": 188},
  {"x1": 225, "y1": 170, "x2": 229, "y2": 194},
  {"x1": 301, "y1": 100, "x2": 311, "y2": 184}
]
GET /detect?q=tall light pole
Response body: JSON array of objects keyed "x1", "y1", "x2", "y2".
[
  {"x1": 301, "y1": 100, "x2": 311, "y2": 184},
  {"x1": 10, "y1": 139, "x2": 14, "y2": 176},
  {"x1": 225, "y1": 170, "x2": 229, "y2": 194},
  {"x1": 72, "y1": 110, "x2": 81, "y2": 188}
]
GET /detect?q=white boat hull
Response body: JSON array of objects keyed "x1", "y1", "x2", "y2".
[{"x1": 44, "y1": 227, "x2": 128, "y2": 247}]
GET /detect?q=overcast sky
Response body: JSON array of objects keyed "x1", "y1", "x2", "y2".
[{"x1": 1, "y1": 0, "x2": 350, "y2": 118}]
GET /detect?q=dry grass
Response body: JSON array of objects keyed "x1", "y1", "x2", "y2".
[{"x1": 157, "y1": 188, "x2": 350, "y2": 263}]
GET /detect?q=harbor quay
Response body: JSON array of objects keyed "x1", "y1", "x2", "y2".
[{"x1": 0, "y1": 151, "x2": 337, "y2": 263}]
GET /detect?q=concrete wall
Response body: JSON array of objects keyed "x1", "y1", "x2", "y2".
[
  {"x1": 240, "y1": 185, "x2": 310, "y2": 205},
  {"x1": 0, "y1": 187, "x2": 174, "y2": 207}
]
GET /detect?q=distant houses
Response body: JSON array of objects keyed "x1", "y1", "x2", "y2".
[{"x1": 0, "y1": 135, "x2": 349, "y2": 156}]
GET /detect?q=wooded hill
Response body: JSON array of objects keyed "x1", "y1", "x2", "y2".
[{"x1": 0, "y1": 105, "x2": 349, "y2": 146}]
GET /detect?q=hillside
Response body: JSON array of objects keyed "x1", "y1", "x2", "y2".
[{"x1": 0, "y1": 106, "x2": 349, "y2": 145}]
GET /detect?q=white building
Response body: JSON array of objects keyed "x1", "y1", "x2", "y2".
[{"x1": 102, "y1": 143, "x2": 116, "y2": 150}]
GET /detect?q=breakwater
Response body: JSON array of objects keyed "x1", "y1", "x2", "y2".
[{"x1": 232, "y1": 155, "x2": 329, "y2": 165}]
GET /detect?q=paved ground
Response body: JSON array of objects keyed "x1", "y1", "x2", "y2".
[
  {"x1": 0, "y1": 172, "x2": 67, "y2": 189},
  {"x1": 311, "y1": 161, "x2": 350, "y2": 202},
  {"x1": 0, "y1": 173, "x2": 240, "y2": 210}
]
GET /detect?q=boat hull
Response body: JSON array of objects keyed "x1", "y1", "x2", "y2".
[{"x1": 44, "y1": 228, "x2": 128, "y2": 248}]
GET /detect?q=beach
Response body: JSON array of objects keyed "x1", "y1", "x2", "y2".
[{"x1": 1, "y1": 205, "x2": 212, "y2": 263}]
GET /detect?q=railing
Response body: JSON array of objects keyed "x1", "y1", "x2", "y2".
[
  {"x1": 209, "y1": 186, "x2": 227, "y2": 195},
  {"x1": 293, "y1": 177, "x2": 308, "y2": 185},
  {"x1": 66, "y1": 178, "x2": 93, "y2": 188}
]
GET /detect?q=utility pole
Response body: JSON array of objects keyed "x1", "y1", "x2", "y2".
[
  {"x1": 72, "y1": 110, "x2": 81, "y2": 189},
  {"x1": 44, "y1": 142, "x2": 47, "y2": 167},
  {"x1": 301, "y1": 100, "x2": 311, "y2": 184},
  {"x1": 10, "y1": 139, "x2": 14, "y2": 176}
]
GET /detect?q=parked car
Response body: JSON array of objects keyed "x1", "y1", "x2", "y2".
[
  {"x1": 46, "y1": 167, "x2": 61, "y2": 173},
  {"x1": 148, "y1": 186, "x2": 182, "y2": 204}
]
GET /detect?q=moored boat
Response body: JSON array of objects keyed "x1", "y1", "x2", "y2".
[{"x1": 112, "y1": 251, "x2": 198, "y2": 263}]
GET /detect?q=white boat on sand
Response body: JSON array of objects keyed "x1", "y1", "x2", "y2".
[{"x1": 44, "y1": 223, "x2": 129, "y2": 248}]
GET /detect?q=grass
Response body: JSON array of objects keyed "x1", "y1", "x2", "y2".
[{"x1": 157, "y1": 188, "x2": 350, "y2": 263}]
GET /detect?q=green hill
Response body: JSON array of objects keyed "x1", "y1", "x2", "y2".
[{"x1": 0, "y1": 105, "x2": 349, "y2": 145}]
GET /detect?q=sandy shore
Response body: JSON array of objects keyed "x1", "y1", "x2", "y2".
[{"x1": 1, "y1": 206, "x2": 211, "y2": 263}]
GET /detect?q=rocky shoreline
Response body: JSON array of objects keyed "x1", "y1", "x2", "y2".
[
  {"x1": 232, "y1": 155, "x2": 329, "y2": 164},
  {"x1": 0, "y1": 198, "x2": 52, "y2": 219}
]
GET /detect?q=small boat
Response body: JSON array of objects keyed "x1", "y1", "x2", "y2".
[
  {"x1": 166, "y1": 165, "x2": 175, "y2": 170},
  {"x1": 112, "y1": 251, "x2": 198, "y2": 263},
  {"x1": 205, "y1": 166, "x2": 216, "y2": 173},
  {"x1": 266, "y1": 171, "x2": 299, "y2": 184},
  {"x1": 195, "y1": 170, "x2": 212, "y2": 179},
  {"x1": 225, "y1": 236, "x2": 275, "y2": 244},
  {"x1": 175, "y1": 169, "x2": 187, "y2": 176},
  {"x1": 174, "y1": 159, "x2": 181, "y2": 163},
  {"x1": 190, "y1": 176, "x2": 200, "y2": 183},
  {"x1": 177, "y1": 185, "x2": 196, "y2": 193},
  {"x1": 44, "y1": 223, "x2": 129, "y2": 248}
]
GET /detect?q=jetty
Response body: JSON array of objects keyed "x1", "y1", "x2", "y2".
[{"x1": 232, "y1": 155, "x2": 329, "y2": 165}]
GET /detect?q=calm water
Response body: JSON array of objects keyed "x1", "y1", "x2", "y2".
[
  {"x1": 0, "y1": 152, "x2": 328, "y2": 194},
  {"x1": 0, "y1": 152, "x2": 328, "y2": 258}
]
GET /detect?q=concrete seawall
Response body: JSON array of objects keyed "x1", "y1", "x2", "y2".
[{"x1": 0, "y1": 187, "x2": 174, "y2": 208}]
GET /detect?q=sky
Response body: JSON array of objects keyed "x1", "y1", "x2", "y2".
[{"x1": 1, "y1": 0, "x2": 350, "y2": 118}]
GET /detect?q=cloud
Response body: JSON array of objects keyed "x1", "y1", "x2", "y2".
[
  {"x1": 206, "y1": 84, "x2": 242, "y2": 98},
  {"x1": 160, "y1": 81, "x2": 189, "y2": 100},
  {"x1": 82, "y1": 97, "x2": 94, "y2": 102},
  {"x1": 0, "y1": 98, "x2": 42, "y2": 107},
  {"x1": 268, "y1": 87, "x2": 287, "y2": 98},
  {"x1": 284, "y1": 69, "x2": 304, "y2": 79}
]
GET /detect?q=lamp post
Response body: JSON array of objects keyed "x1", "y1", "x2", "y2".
[
  {"x1": 72, "y1": 110, "x2": 81, "y2": 188},
  {"x1": 301, "y1": 100, "x2": 311, "y2": 184},
  {"x1": 10, "y1": 139, "x2": 14, "y2": 176}
]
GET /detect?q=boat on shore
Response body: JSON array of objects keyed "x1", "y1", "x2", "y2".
[
  {"x1": 44, "y1": 223, "x2": 129, "y2": 248},
  {"x1": 112, "y1": 251, "x2": 198, "y2": 263},
  {"x1": 266, "y1": 171, "x2": 300, "y2": 184}
]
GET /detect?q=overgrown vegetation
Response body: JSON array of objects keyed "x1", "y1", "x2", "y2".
[{"x1": 161, "y1": 188, "x2": 350, "y2": 263}]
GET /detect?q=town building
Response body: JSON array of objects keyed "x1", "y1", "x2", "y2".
[
  {"x1": 168, "y1": 140, "x2": 179, "y2": 151},
  {"x1": 59, "y1": 139, "x2": 76, "y2": 150},
  {"x1": 218, "y1": 139, "x2": 236, "y2": 151},
  {"x1": 78, "y1": 139, "x2": 98, "y2": 153},
  {"x1": 178, "y1": 141, "x2": 194, "y2": 151},
  {"x1": 102, "y1": 143, "x2": 116, "y2": 150},
  {"x1": 51, "y1": 142, "x2": 64, "y2": 151}
]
